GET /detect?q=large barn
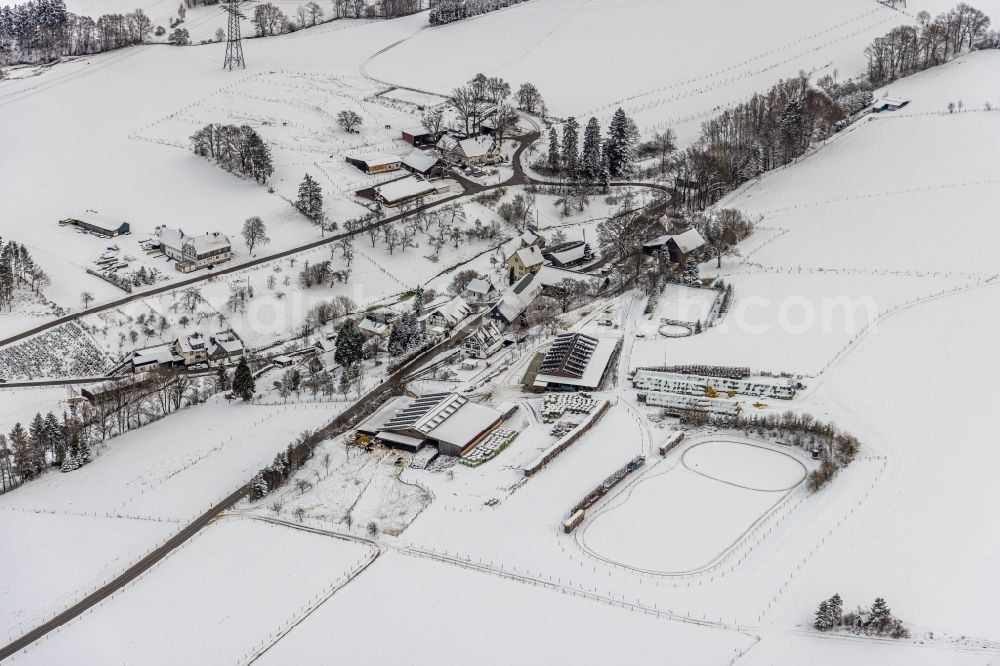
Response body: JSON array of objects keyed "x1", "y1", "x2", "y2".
[
  {"x1": 61, "y1": 212, "x2": 130, "y2": 237},
  {"x1": 355, "y1": 392, "x2": 507, "y2": 457},
  {"x1": 532, "y1": 332, "x2": 622, "y2": 391}
]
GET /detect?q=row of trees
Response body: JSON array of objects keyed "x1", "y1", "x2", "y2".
[
  {"x1": 0, "y1": 409, "x2": 90, "y2": 492},
  {"x1": 0, "y1": 0, "x2": 152, "y2": 65},
  {"x1": 191, "y1": 123, "x2": 274, "y2": 183},
  {"x1": 545, "y1": 108, "x2": 640, "y2": 181},
  {"x1": 429, "y1": 0, "x2": 530, "y2": 26},
  {"x1": 815, "y1": 593, "x2": 909, "y2": 638},
  {"x1": 250, "y1": 0, "x2": 421, "y2": 37},
  {"x1": 865, "y1": 3, "x2": 994, "y2": 86},
  {"x1": 0, "y1": 237, "x2": 49, "y2": 310},
  {"x1": 674, "y1": 74, "x2": 845, "y2": 210},
  {"x1": 449, "y1": 72, "x2": 518, "y2": 137}
]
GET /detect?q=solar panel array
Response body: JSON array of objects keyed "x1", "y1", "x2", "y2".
[
  {"x1": 382, "y1": 393, "x2": 453, "y2": 431},
  {"x1": 539, "y1": 333, "x2": 599, "y2": 379}
]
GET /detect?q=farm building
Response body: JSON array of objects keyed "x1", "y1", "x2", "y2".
[
  {"x1": 345, "y1": 152, "x2": 402, "y2": 174},
  {"x1": 374, "y1": 176, "x2": 448, "y2": 207},
  {"x1": 642, "y1": 228, "x2": 706, "y2": 263},
  {"x1": 871, "y1": 97, "x2": 909, "y2": 112},
  {"x1": 80, "y1": 373, "x2": 157, "y2": 404},
  {"x1": 175, "y1": 232, "x2": 231, "y2": 273},
  {"x1": 463, "y1": 320, "x2": 504, "y2": 359},
  {"x1": 506, "y1": 245, "x2": 544, "y2": 282},
  {"x1": 130, "y1": 343, "x2": 183, "y2": 372},
  {"x1": 401, "y1": 148, "x2": 441, "y2": 177},
  {"x1": 355, "y1": 392, "x2": 508, "y2": 457},
  {"x1": 632, "y1": 368, "x2": 797, "y2": 400},
  {"x1": 536, "y1": 265, "x2": 596, "y2": 290},
  {"x1": 532, "y1": 332, "x2": 622, "y2": 392},
  {"x1": 400, "y1": 127, "x2": 440, "y2": 147},
  {"x1": 645, "y1": 391, "x2": 741, "y2": 418},
  {"x1": 488, "y1": 273, "x2": 543, "y2": 327},
  {"x1": 542, "y1": 240, "x2": 592, "y2": 268},
  {"x1": 60, "y1": 212, "x2": 130, "y2": 237}
]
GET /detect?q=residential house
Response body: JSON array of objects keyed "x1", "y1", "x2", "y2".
[
  {"x1": 157, "y1": 227, "x2": 191, "y2": 261},
  {"x1": 427, "y1": 296, "x2": 471, "y2": 331},
  {"x1": 519, "y1": 228, "x2": 545, "y2": 249},
  {"x1": 464, "y1": 277, "x2": 498, "y2": 305},
  {"x1": 488, "y1": 272, "x2": 543, "y2": 327},
  {"x1": 207, "y1": 330, "x2": 245, "y2": 365},
  {"x1": 463, "y1": 320, "x2": 505, "y2": 359},
  {"x1": 506, "y1": 245, "x2": 544, "y2": 283},
  {"x1": 175, "y1": 332, "x2": 209, "y2": 366},
  {"x1": 175, "y1": 232, "x2": 231, "y2": 273},
  {"x1": 359, "y1": 313, "x2": 394, "y2": 340},
  {"x1": 438, "y1": 134, "x2": 501, "y2": 166}
]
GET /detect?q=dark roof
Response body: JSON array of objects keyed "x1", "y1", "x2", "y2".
[{"x1": 538, "y1": 332, "x2": 599, "y2": 379}]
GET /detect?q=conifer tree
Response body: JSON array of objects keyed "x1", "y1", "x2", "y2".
[
  {"x1": 232, "y1": 356, "x2": 256, "y2": 402},
  {"x1": 216, "y1": 364, "x2": 230, "y2": 392},
  {"x1": 296, "y1": 173, "x2": 324, "y2": 223},
  {"x1": 605, "y1": 108, "x2": 638, "y2": 177},
  {"x1": 334, "y1": 319, "x2": 364, "y2": 367},
  {"x1": 814, "y1": 600, "x2": 834, "y2": 631},
  {"x1": 547, "y1": 127, "x2": 561, "y2": 171},
  {"x1": 683, "y1": 256, "x2": 701, "y2": 286},
  {"x1": 580, "y1": 117, "x2": 602, "y2": 180},
  {"x1": 561, "y1": 116, "x2": 580, "y2": 174}
]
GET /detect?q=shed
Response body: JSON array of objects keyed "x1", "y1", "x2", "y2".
[
  {"x1": 61, "y1": 212, "x2": 130, "y2": 237},
  {"x1": 345, "y1": 152, "x2": 402, "y2": 175}
]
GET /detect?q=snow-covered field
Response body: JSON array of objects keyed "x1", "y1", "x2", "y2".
[
  {"x1": 254, "y1": 550, "x2": 754, "y2": 666},
  {"x1": 367, "y1": 0, "x2": 907, "y2": 141},
  {"x1": 0, "y1": 395, "x2": 340, "y2": 642},
  {"x1": 12, "y1": 518, "x2": 376, "y2": 665},
  {"x1": 4, "y1": 1, "x2": 1000, "y2": 663}
]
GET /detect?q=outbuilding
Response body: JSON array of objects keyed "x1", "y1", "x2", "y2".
[
  {"x1": 61, "y1": 212, "x2": 130, "y2": 237},
  {"x1": 345, "y1": 152, "x2": 402, "y2": 175}
]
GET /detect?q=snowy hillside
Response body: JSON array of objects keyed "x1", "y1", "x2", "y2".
[{"x1": 3, "y1": 0, "x2": 1000, "y2": 664}]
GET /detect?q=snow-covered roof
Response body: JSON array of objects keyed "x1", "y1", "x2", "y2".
[
  {"x1": 465, "y1": 320, "x2": 504, "y2": 350},
  {"x1": 347, "y1": 152, "x2": 401, "y2": 167},
  {"x1": 176, "y1": 333, "x2": 208, "y2": 353},
  {"x1": 402, "y1": 149, "x2": 439, "y2": 173},
  {"x1": 431, "y1": 296, "x2": 471, "y2": 326},
  {"x1": 360, "y1": 317, "x2": 389, "y2": 336},
  {"x1": 426, "y1": 401, "x2": 503, "y2": 450},
  {"x1": 535, "y1": 335, "x2": 621, "y2": 389},
  {"x1": 375, "y1": 176, "x2": 438, "y2": 204},
  {"x1": 132, "y1": 343, "x2": 181, "y2": 367},
  {"x1": 436, "y1": 135, "x2": 461, "y2": 152},
  {"x1": 158, "y1": 227, "x2": 190, "y2": 253},
  {"x1": 466, "y1": 278, "x2": 495, "y2": 295},
  {"x1": 537, "y1": 266, "x2": 592, "y2": 288},
  {"x1": 520, "y1": 229, "x2": 542, "y2": 246},
  {"x1": 186, "y1": 232, "x2": 230, "y2": 257},
  {"x1": 367, "y1": 392, "x2": 504, "y2": 452},
  {"x1": 493, "y1": 273, "x2": 542, "y2": 323},
  {"x1": 209, "y1": 331, "x2": 244, "y2": 356},
  {"x1": 873, "y1": 97, "x2": 909, "y2": 108},
  {"x1": 670, "y1": 228, "x2": 705, "y2": 254},
  {"x1": 458, "y1": 135, "x2": 496, "y2": 158},
  {"x1": 66, "y1": 211, "x2": 129, "y2": 233},
  {"x1": 545, "y1": 242, "x2": 587, "y2": 265},
  {"x1": 510, "y1": 245, "x2": 544, "y2": 269}
]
